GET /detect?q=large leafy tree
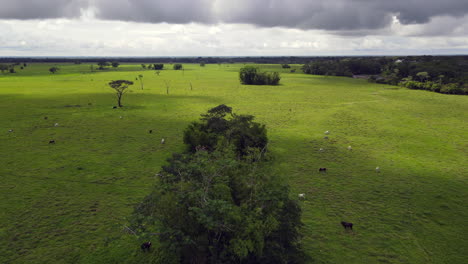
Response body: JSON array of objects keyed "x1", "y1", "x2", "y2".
[
  {"x1": 131, "y1": 149, "x2": 303, "y2": 264},
  {"x1": 183, "y1": 104, "x2": 268, "y2": 157},
  {"x1": 108, "y1": 80, "x2": 133, "y2": 107},
  {"x1": 130, "y1": 106, "x2": 304, "y2": 264}
]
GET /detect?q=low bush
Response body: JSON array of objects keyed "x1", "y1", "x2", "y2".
[{"x1": 239, "y1": 66, "x2": 281, "y2": 85}]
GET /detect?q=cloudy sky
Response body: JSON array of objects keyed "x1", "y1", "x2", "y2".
[{"x1": 1, "y1": 0, "x2": 468, "y2": 56}]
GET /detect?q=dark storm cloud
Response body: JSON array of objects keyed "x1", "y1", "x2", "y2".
[
  {"x1": 93, "y1": 0, "x2": 214, "y2": 24},
  {"x1": 1, "y1": 0, "x2": 468, "y2": 31},
  {"x1": 0, "y1": 0, "x2": 88, "y2": 19}
]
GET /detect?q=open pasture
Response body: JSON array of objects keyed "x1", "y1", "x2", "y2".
[{"x1": 0, "y1": 63, "x2": 467, "y2": 263}]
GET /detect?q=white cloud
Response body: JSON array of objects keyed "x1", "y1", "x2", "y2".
[{"x1": 0, "y1": 16, "x2": 468, "y2": 56}]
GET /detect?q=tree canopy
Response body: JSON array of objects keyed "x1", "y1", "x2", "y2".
[
  {"x1": 239, "y1": 66, "x2": 281, "y2": 85},
  {"x1": 108, "y1": 80, "x2": 133, "y2": 107},
  {"x1": 130, "y1": 105, "x2": 303, "y2": 264}
]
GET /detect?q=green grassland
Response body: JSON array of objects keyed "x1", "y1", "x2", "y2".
[{"x1": 0, "y1": 63, "x2": 467, "y2": 263}]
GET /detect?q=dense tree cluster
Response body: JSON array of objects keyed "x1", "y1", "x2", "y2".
[
  {"x1": 302, "y1": 57, "x2": 468, "y2": 95},
  {"x1": 173, "y1": 63, "x2": 183, "y2": 70},
  {"x1": 239, "y1": 66, "x2": 281, "y2": 85},
  {"x1": 130, "y1": 105, "x2": 304, "y2": 264},
  {"x1": 153, "y1": 63, "x2": 164, "y2": 70}
]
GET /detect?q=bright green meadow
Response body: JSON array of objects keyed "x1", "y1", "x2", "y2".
[{"x1": 0, "y1": 63, "x2": 467, "y2": 263}]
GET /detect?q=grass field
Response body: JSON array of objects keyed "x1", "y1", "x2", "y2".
[{"x1": 0, "y1": 63, "x2": 467, "y2": 263}]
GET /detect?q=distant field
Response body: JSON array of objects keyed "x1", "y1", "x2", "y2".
[{"x1": 0, "y1": 63, "x2": 467, "y2": 263}]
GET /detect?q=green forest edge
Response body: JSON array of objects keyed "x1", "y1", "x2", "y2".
[{"x1": 302, "y1": 57, "x2": 468, "y2": 95}]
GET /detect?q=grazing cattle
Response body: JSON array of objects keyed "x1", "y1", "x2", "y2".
[
  {"x1": 195, "y1": 145, "x2": 207, "y2": 151},
  {"x1": 298, "y1": 193, "x2": 305, "y2": 199},
  {"x1": 149, "y1": 130, "x2": 153, "y2": 134},
  {"x1": 54, "y1": 123, "x2": 59, "y2": 127},
  {"x1": 119, "y1": 116, "x2": 123, "y2": 119},
  {"x1": 325, "y1": 131, "x2": 330, "y2": 135},
  {"x1": 141, "y1": 241, "x2": 152, "y2": 252},
  {"x1": 319, "y1": 168, "x2": 327, "y2": 172},
  {"x1": 347, "y1": 146, "x2": 352, "y2": 150},
  {"x1": 49, "y1": 140, "x2": 56, "y2": 144},
  {"x1": 8, "y1": 129, "x2": 13, "y2": 132},
  {"x1": 324, "y1": 136, "x2": 329, "y2": 140},
  {"x1": 161, "y1": 138, "x2": 165, "y2": 144},
  {"x1": 319, "y1": 148, "x2": 324, "y2": 152},
  {"x1": 44, "y1": 117, "x2": 48, "y2": 120},
  {"x1": 376, "y1": 166, "x2": 380, "y2": 173},
  {"x1": 341, "y1": 221, "x2": 353, "y2": 230},
  {"x1": 88, "y1": 103, "x2": 92, "y2": 106},
  {"x1": 113, "y1": 106, "x2": 118, "y2": 109}
]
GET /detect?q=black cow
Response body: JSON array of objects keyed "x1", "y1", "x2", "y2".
[
  {"x1": 113, "y1": 106, "x2": 118, "y2": 109},
  {"x1": 149, "y1": 130, "x2": 153, "y2": 134},
  {"x1": 49, "y1": 140, "x2": 55, "y2": 144},
  {"x1": 341, "y1": 221, "x2": 353, "y2": 230},
  {"x1": 141, "y1": 241, "x2": 152, "y2": 252},
  {"x1": 319, "y1": 168, "x2": 327, "y2": 172}
]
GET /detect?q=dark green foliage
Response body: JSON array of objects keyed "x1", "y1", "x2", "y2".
[
  {"x1": 154, "y1": 63, "x2": 164, "y2": 70},
  {"x1": 400, "y1": 79, "x2": 467, "y2": 95},
  {"x1": 111, "y1": 61, "x2": 120, "y2": 68},
  {"x1": 200, "y1": 62, "x2": 206, "y2": 67},
  {"x1": 97, "y1": 60, "x2": 110, "y2": 70},
  {"x1": 141, "y1": 64, "x2": 146, "y2": 69},
  {"x1": 131, "y1": 114, "x2": 303, "y2": 263},
  {"x1": 108, "y1": 80, "x2": 134, "y2": 107},
  {"x1": 239, "y1": 66, "x2": 281, "y2": 85},
  {"x1": 49, "y1": 67, "x2": 59, "y2": 74},
  {"x1": 9, "y1": 68, "x2": 15, "y2": 74},
  {"x1": 281, "y1": 64, "x2": 291, "y2": 68},
  {"x1": 174, "y1": 64, "x2": 183, "y2": 70},
  {"x1": 0, "y1": 64, "x2": 9, "y2": 73},
  {"x1": 183, "y1": 105, "x2": 268, "y2": 157},
  {"x1": 239, "y1": 66, "x2": 257, "y2": 85},
  {"x1": 302, "y1": 61, "x2": 353, "y2": 77},
  {"x1": 302, "y1": 57, "x2": 468, "y2": 95}
]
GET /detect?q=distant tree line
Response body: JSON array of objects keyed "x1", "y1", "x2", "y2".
[
  {"x1": 0, "y1": 62, "x2": 27, "y2": 74},
  {"x1": 302, "y1": 56, "x2": 468, "y2": 95}
]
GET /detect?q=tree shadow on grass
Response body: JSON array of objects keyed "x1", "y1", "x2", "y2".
[{"x1": 270, "y1": 133, "x2": 467, "y2": 264}]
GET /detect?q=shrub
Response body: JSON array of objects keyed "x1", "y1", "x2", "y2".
[
  {"x1": 282, "y1": 64, "x2": 291, "y2": 68},
  {"x1": 154, "y1": 63, "x2": 164, "y2": 70},
  {"x1": 239, "y1": 66, "x2": 281, "y2": 85},
  {"x1": 173, "y1": 64, "x2": 183, "y2": 70}
]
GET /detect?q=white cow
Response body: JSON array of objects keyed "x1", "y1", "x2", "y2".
[
  {"x1": 298, "y1": 193, "x2": 305, "y2": 199},
  {"x1": 319, "y1": 148, "x2": 324, "y2": 152},
  {"x1": 54, "y1": 123, "x2": 59, "y2": 127},
  {"x1": 161, "y1": 138, "x2": 165, "y2": 144},
  {"x1": 324, "y1": 131, "x2": 330, "y2": 135},
  {"x1": 376, "y1": 166, "x2": 380, "y2": 173},
  {"x1": 348, "y1": 146, "x2": 352, "y2": 150}
]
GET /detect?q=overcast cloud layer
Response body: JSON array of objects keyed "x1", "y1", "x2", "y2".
[
  {"x1": 1, "y1": 0, "x2": 468, "y2": 56},
  {"x1": 1, "y1": 0, "x2": 468, "y2": 30}
]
